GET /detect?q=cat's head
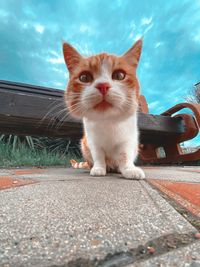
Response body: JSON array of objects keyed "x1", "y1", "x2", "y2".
[{"x1": 63, "y1": 39, "x2": 142, "y2": 120}]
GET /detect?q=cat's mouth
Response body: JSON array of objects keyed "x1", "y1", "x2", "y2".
[{"x1": 93, "y1": 100, "x2": 113, "y2": 111}]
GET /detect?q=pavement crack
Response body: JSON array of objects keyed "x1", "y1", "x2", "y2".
[{"x1": 50, "y1": 232, "x2": 199, "y2": 267}]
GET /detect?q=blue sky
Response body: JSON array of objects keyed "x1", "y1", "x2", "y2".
[{"x1": 0, "y1": 0, "x2": 200, "y2": 117}]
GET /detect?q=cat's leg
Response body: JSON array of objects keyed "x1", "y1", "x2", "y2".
[
  {"x1": 80, "y1": 135, "x2": 93, "y2": 169},
  {"x1": 118, "y1": 144, "x2": 145, "y2": 179},
  {"x1": 90, "y1": 147, "x2": 106, "y2": 176}
]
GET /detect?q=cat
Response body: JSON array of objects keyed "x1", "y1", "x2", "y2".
[{"x1": 63, "y1": 39, "x2": 145, "y2": 179}]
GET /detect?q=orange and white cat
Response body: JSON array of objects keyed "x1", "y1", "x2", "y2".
[{"x1": 63, "y1": 39, "x2": 145, "y2": 179}]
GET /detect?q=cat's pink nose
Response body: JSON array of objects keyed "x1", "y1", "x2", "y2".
[{"x1": 96, "y1": 83, "x2": 110, "y2": 95}]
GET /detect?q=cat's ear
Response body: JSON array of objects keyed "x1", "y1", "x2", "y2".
[
  {"x1": 63, "y1": 42, "x2": 83, "y2": 73},
  {"x1": 122, "y1": 39, "x2": 143, "y2": 67}
]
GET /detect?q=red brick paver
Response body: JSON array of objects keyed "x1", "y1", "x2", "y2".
[
  {"x1": 13, "y1": 169, "x2": 44, "y2": 175},
  {"x1": 0, "y1": 176, "x2": 34, "y2": 190},
  {"x1": 149, "y1": 179, "x2": 200, "y2": 217}
]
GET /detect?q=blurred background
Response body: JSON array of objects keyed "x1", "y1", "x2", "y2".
[{"x1": 0, "y1": 0, "x2": 200, "y2": 113}]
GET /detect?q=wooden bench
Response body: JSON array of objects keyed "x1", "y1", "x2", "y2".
[{"x1": 0, "y1": 80, "x2": 199, "y2": 164}]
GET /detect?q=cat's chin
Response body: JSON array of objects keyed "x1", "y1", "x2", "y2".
[
  {"x1": 93, "y1": 100, "x2": 113, "y2": 111},
  {"x1": 83, "y1": 107, "x2": 135, "y2": 121}
]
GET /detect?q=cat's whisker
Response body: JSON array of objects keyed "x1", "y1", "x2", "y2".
[
  {"x1": 51, "y1": 108, "x2": 70, "y2": 127},
  {"x1": 41, "y1": 101, "x2": 66, "y2": 124},
  {"x1": 45, "y1": 101, "x2": 77, "y2": 129},
  {"x1": 47, "y1": 109, "x2": 68, "y2": 129},
  {"x1": 54, "y1": 104, "x2": 84, "y2": 129},
  {"x1": 39, "y1": 102, "x2": 67, "y2": 129}
]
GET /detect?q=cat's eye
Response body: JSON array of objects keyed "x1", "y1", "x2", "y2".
[
  {"x1": 112, "y1": 70, "x2": 126, "y2": 80},
  {"x1": 79, "y1": 72, "x2": 93, "y2": 83}
]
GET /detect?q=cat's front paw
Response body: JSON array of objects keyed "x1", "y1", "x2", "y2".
[
  {"x1": 121, "y1": 166, "x2": 145, "y2": 180},
  {"x1": 90, "y1": 166, "x2": 106, "y2": 176}
]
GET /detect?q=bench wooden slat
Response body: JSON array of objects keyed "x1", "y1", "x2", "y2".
[
  {"x1": 0, "y1": 80, "x2": 64, "y2": 98},
  {"x1": 0, "y1": 80, "x2": 185, "y2": 144}
]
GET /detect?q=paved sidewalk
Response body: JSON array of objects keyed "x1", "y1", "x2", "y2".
[{"x1": 0, "y1": 166, "x2": 200, "y2": 267}]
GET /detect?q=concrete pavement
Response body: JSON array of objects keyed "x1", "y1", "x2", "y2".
[{"x1": 0, "y1": 166, "x2": 200, "y2": 267}]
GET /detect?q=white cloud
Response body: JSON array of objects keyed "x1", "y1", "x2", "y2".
[
  {"x1": 130, "y1": 22, "x2": 153, "y2": 41},
  {"x1": 53, "y1": 81, "x2": 64, "y2": 87},
  {"x1": 155, "y1": 42, "x2": 163, "y2": 48},
  {"x1": 128, "y1": 20, "x2": 136, "y2": 40},
  {"x1": 130, "y1": 20, "x2": 136, "y2": 30},
  {"x1": 64, "y1": 73, "x2": 69, "y2": 79},
  {"x1": 0, "y1": 9, "x2": 9, "y2": 17},
  {"x1": 79, "y1": 23, "x2": 96, "y2": 35},
  {"x1": 140, "y1": 17, "x2": 153, "y2": 35},
  {"x1": 195, "y1": 0, "x2": 200, "y2": 7},
  {"x1": 21, "y1": 22, "x2": 28, "y2": 29},
  {"x1": 144, "y1": 62, "x2": 151, "y2": 69},
  {"x1": 134, "y1": 33, "x2": 142, "y2": 41},
  {"x1": 128, "y1": 32, "x2": 134, "y2": 39},
  {"x1": 76, "y1": 43, "x2": 92, "y2": 56},
  {"x1": 34, "y1": 24, "x2": 45, "y2": 34},
  {"x1": 149, "y1": 100, "x2": 159, "y2": 109},
  {"x1": 116, "y1": 0, "x2": 123, "y2": 6},
  {"x1": 50, "y1": 50, "x2": 60, "y2": 57},
  {"x1": 52, "y1": 67, "x2": 65, "y2": 74},
  {"x1": 23, "y1": 6, "x2": 36, "y2": 18},
  {"x1": 47, "y1": 57, "x2": 64, "y2": 64},
  {"x1": 52, "y1": 68, "x2": 69, "y2": 81},
  {"x1": 141, "y1": 17, "x2": 152, "y2": 26},
  {"x1": 144, "y1": 23, "x2": 154, "y2": 34},
  {"x1": 192, "y1": 30, "x2": 200, "y2": 43},
  {"x1": 80, "y1": 24, "x2": 91, "y2": 33}
]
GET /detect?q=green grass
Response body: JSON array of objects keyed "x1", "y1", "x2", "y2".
[
  {"x1": 0, "y1": 142, "x2": 81, "y2": 168},
  {"x1": 1, "y1": 140, "x2": 199, "y2": 168}
]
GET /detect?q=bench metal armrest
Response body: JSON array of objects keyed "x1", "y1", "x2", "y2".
[{"x1": 140, "y1": 102, "x2": 200, "y2": 164}]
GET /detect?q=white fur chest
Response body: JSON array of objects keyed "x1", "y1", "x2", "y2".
[{"x1": 83, "y1": 114, "x2": 138, "y2": 157}]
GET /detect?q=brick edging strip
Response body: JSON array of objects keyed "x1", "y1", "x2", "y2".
[{"x1": 148, "y1": 179, "x2": 200, "y2": 218}]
